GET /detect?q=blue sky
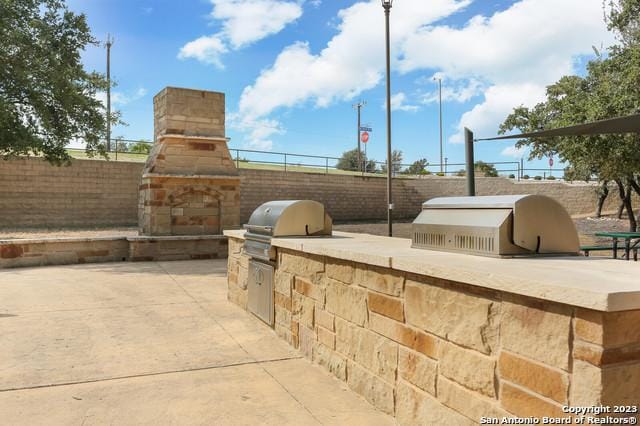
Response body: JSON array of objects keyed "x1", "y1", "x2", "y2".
[{"x1": 68, "y1": 0, "x2": 614, "y2": 173}]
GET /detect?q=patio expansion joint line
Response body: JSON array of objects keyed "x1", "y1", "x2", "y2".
[
  {"x1": 8, "y1": 301, "x2": 203, "y2": 316},
  {"x1": 155, "y1": 262, "x2": 322, "y2": 424},
  {"x1": 260, "y1": 364, "x2": 324, "y2": 426},
  {"x1": 154, "y1": 261, "x2": 258, "y2": 360},
  {"x1": 0, "y1": 356, "x2": 302, "y2": 394}
]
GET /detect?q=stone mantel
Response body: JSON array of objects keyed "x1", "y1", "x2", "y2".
[{"x1": 224, "y1": 230, "x2": 640, "y2": 312}]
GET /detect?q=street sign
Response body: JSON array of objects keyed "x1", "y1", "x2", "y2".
[
  {"x1": 361, "y1": 131, "x2": 369, "y2": 143},
  {"x1": 359, "y1": 126, "x2": 372, "y2": 132},
  {"x1": 549, "y1": 157, "x2": 554, "y2": 167}
]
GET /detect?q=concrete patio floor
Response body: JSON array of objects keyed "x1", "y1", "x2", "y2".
[{"x1": 0, "y1": 260, "x2": 394, "y2": 425}]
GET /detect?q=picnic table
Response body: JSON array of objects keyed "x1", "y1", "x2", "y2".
[{"x1": 594, "y1": 231, "x2": 640, "y2": 261}]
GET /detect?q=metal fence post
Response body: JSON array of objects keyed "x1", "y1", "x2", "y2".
[
  {"x1": 236, "y1": 150, "x2": 239, "y2": 168},
  {"x1": 284, "y1": 154, "x2": 287, "y2": 173},
  {"x1": 325, "y1": 157, "x2": 329, "y2": 175},
  {"x1": 465, "y1": 128, "x2": 475, "y2": 196}
]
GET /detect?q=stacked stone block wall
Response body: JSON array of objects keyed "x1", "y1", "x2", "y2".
[
  {"x1": 1, "y1": 158, "x2": 633, "y2": 229},
  {"x1": 227, "y1": 237, "x2": 640, "y2": 424},
  {"x1": 237, "y1": 170, "x2": 629, "y2": 223},
  {"x1": 0, "y1": 157, "x2": 143, "y2": 228}
]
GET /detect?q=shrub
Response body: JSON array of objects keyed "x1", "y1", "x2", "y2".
[
  {"x1": 508, "y1": 174, "x2": 515, "y2": 179},
  {"x1": 522, "y1": 175, "x2": 530, "y2": 180},
  {"x1": 547, "y1": 175, "x2": 556, "y2": 180},
  {"x1": 534, "y1": 175, "x2": 542, "y2": 180},
  {"x1": 436, "y1": 172, "x2": 445, "y2": 176}
]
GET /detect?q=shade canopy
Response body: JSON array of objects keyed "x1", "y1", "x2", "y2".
[{"x1": 476, "y1": 113, "x2": 640, "y2": 141}]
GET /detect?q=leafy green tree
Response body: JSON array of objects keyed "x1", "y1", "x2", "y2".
[
  {"x1": 114, "y1": 137, "x2": 129, "y2": 152},
  {"x1": 405, "y1": 158, "x2": 429, "y2": 175},
  {"x1": 336, "y1": 148, "x2": 376, "y2": 172},
  {"x1": 130, "y1": 140, "x2": 152, "y2": 154},
  {"x1": 499, "y1": 0, "x2": 640, "y2": 230},
  {"x1": 0, "y1": 0, "x2": 113, "y2": 164},
  {"x1": 380, "y1": 150, "x2": 403, "y2": 175},
  {"x1": 454, "y1": 161, "x2": 498, "y2": 177},
  {"x1": 475, "y1": 161, "x2": 499, "y2": 177}
]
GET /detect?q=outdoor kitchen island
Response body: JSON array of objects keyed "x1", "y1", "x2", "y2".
[{"x1": 224, "y1": 229, "x2": 640, "y2": 425}]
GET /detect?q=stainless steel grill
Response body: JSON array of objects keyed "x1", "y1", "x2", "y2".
[
  {"x1": 243, "y1": 200, "x2": 332, "y2": 325},
  {"x1": 411, "y1": 195, "x2": 580, "y2": 257}
]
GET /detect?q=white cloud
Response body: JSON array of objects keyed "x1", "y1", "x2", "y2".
[
  {"x1": 389, "y1": 92, "x2": 419, "y2": 112},
  {"x1": 238, "y1": 0, "x2": 471, "y2": 121},
  {"x1": 95, "y1": 86, "x2": 148, "y2": 107},
  {"x1": 213, "y1": 0, "x2": 303, "y2": 49},
  {"x1": 235, "y1": 0, "x2": 613, "y2": 152},
  {"x1": 228, "y1": 114, "x2": 283, "y2": 150},
  {"x1": 396, "y1": 0, "x2": 613, "y2": 143},
  {"x1": 422, "y1": 78, "x2": 484, "y2": 104},
  {"x1": 501, "y1": 145, "x2": 527, "y2": 158},
  {"x1": 448, "y1": 83, "x2": 546, "y2": 143},
  {"x1": 178, "y1": 35, "x2": 228, "y2": 68},
  {"x1": 178, "y1": 0, "x2": 302, "y2": 67}
]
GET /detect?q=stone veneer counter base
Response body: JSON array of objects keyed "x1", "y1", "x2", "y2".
[{"x1": 224, "y1": 229, "x2": 640, "y2": 425}]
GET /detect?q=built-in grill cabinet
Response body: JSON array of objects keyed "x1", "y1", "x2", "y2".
[
  {"x1": 244, "y1": 200, "x2": 332, "y2": 325},
  {"x1": 412, "y1": 195, "x2": 579, "y2": 257}
]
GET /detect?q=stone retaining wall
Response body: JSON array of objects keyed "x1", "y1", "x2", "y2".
[
  {"x1": 0, "y1": 157, "x2": 629, "y2": 229},
  {"x1": 227, "y1": 236, "x2": 640, "y2": 424},
  {"x1": 0, "y1": 157, "x2": 144, "y2": 228},
  {"x1": 0, "y1": 236, "x2": 228, "y2": 268},
  {"x1": 237, "y1": 169, "x2": 629, "y2": 223}
]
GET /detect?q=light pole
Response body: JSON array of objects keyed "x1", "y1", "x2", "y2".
[
  {"x1": 434, "y1": 77, "x2": 443, "y2": 173},
  {"x1": 105, "y1": 34, "x2": 114, "y2": 152},
  {"x1": 353, "y1": 100, "x2": 366, "y2": 172},
  {"x1": 382, "y1": 0, "x2": 393, "y2": 237}
]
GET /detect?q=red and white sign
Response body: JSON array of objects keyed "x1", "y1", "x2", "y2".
[
  {"x1": 549, "y1": 157, "x2": 554, "y2": 167},
  {"x1": 361, "y1": 131, "x2": 369, "y2": 143}
]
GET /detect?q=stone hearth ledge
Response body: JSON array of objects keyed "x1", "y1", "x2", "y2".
[{"x1": 224, "y1": 230, "x2": 640, "y2": 312}]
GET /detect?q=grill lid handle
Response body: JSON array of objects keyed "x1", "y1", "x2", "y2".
[{"x1": 243, "y1": 224, "x2": 273, "y2": 233}]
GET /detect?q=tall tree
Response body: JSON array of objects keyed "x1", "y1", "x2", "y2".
[
  {"x1": 0, "y1": 0, "x2": 112, "y2": 164},
  {"x1": 380, "y1": 150, "x2": 403, "y2": 175},
  {"x1": 475, "y1": 161, "x2": 499, "y2": 177},
  {"x1": 130, "y1": 139, "x2": 152, "y2": 154},
  {"x1": 499, "y1": 0, "x2": 640, "y2": 230},
  {"x1": 336, "y1": 148, "x2": 376, "y2": 172},
  {"x1": 405, "y1": 158, "x2": 429, "y2": 175}
]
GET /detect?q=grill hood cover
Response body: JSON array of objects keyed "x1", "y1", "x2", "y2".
[
  {"x1": 246, "y1": 200, "x2": 332, "y2": 238},
  {"x1": 412, "y1": 195, "x2": 579, "y2": 257}
]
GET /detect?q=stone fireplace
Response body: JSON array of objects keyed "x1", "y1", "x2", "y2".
[
  {"x1": 138, "y1": 87, "x2": 240, "y2": 237},
  {"x1": 132, "y1": 87, "x2": 240, "y2": 261}
]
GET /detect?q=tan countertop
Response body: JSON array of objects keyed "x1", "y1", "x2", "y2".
[{"x1": 224, "y1": 230, "x2": 640, "y2": 312}]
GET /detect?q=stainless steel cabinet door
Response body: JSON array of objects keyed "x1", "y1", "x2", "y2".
[{"x1": 247, "y1": 260, "x2": 274, "y2": 326}]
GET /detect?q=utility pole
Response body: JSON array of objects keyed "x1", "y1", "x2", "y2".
[
  {"x1": 353, "y1": 100, "x2": 366, "y2": 172},
  {"x1": 434, "y1": 77, "x2": 443, "y2": 173},
  {"x1": 106, "y1": 34, "x2": 114, "y2": 152}
]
